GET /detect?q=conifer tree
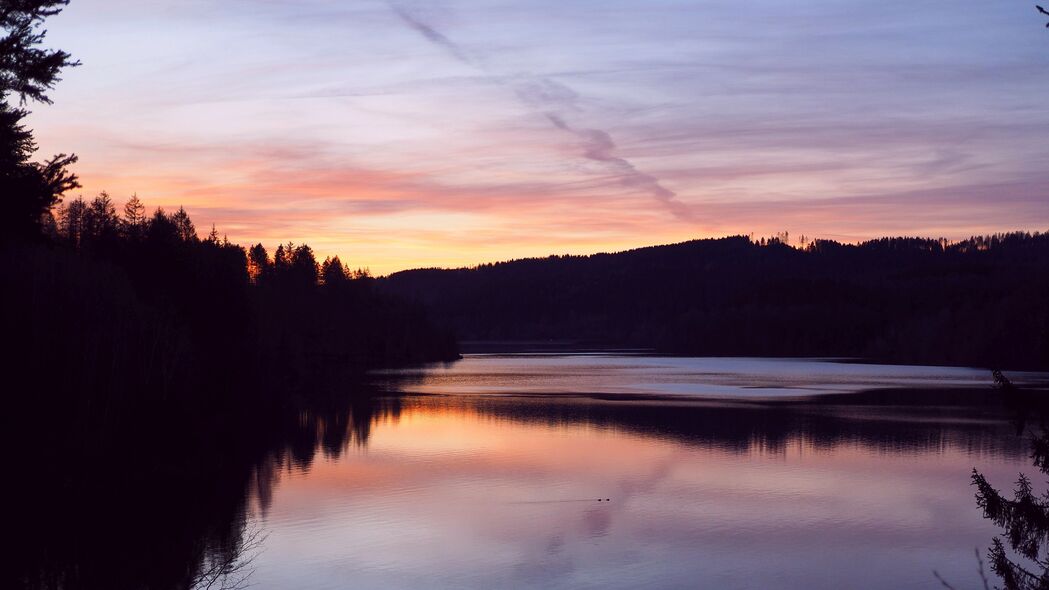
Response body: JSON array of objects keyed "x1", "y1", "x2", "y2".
[
  {"x1": 171, "y1": 206, "x2": 196, "y2": 242},
  {"x1": 122, "y1": 194, "x2": 146, "y2": 237},
  {"x1": 0, "y1": 0, "x2": 80, "y2": 237}
]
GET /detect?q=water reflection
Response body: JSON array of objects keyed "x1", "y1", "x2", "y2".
[
  {"x1": 377, "y1": 354, "x2": 1049, "y2": 398},
  {"x1": 246, "y1": 392, "x2": 1031, "y2": 590},
  {"x1": 402, "y1": 388, "x2": 1026, "y2": 457},
  {"x1": 5, "y1": 391, "x2": 404, "y2": 590},
  {"x1": 7, "y1": 358, "x2": 1046, "y2": 590}
]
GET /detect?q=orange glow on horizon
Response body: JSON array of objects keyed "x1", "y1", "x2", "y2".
[{"x1": 57, "y1": 165, "x2": 1046, "y2": 276}]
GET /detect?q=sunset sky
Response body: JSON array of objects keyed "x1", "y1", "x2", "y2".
[{"x1": 31, "y1": 0, "x2": 1049, "y2": 274}]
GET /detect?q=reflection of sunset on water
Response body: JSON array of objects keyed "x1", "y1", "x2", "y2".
[{"x1": 245, "y1": 377, "x2": 1035, "y2": 590}]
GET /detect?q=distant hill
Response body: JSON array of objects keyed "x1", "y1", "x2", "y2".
[{"x1": 381, "y1": 233, "x2": 1049, "y2": 370}]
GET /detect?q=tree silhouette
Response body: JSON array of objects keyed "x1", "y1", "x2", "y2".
[
  {"x1": 122, "y1": 193, "x2": 146, "y2": 237},
  {"x1": 171, "y1": 205, "x2": 197, "y2": 242},
  {"x1": 147, "y1": 207, "x2": 179, "y2": 245},
  {"x1": 0, "y1": 1, "x2": 80, "y2": 103},
  {"x1": 965, "y1": 374, "x2": 1049, "y2": 589},
  {"x1": 247, "y1": 243, "x2": 270, "y2": 284},
  {"x1": 84, "y1": 191, "x2": 119, "y2": 243},
  {"x1": 0, "y1": 0, "x2": 80, "y2": 238},
  {"x1": 972, "y1": 467, "x2": 1049, "y2": 589},
  {"x1": 321, "y1": 255, "x2": 348, "y2": 286},
  {"x1": 58, "y1": 194, "x2": 84, "y2": 246},
  {"x1": 290, "y1": 244, "x2": 318, "y2": 286},
  {"x1": 273, "y1": 243, "x2": 289, "y2": 275}
]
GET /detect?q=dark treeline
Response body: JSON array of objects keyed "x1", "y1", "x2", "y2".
[
  {"x1": 384, "y1": 233, "x2": 1049, "y2": 369},
  {"x1": 7, "y1": 192, "x2": 458, "y2": 412}
]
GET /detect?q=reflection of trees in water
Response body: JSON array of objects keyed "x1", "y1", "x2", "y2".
[
  {"x1": 8, "y1": 381, "x2": 1034, "y2": 590},
  {"x1": 398, "y1": 387, "x2": 1028, "y2": 458},
  {"x1": 5, "y1": 390, "x2": 402, "y2": 590},
  {"x1": 189, "y1": 525, "x2": 266, "y2": 590}
]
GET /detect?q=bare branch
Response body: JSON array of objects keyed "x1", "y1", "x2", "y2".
[
  {"x1": 933, "y1": 570, "x2": 959, "y2": 590},
  {"x1": 976, "y1": 547, "x2": 991, "y2": 590},
  {"x1": 191, "y1": 525, "x2": 269, "y2": 590}
]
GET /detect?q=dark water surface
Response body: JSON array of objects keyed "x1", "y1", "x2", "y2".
[{"x1": 240, "y1": 355, "x2": 1044, "y2": 590}]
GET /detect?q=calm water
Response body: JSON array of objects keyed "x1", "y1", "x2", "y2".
[{"x1": 231, "y1": 355, "x2": 1046, "y2": 590}]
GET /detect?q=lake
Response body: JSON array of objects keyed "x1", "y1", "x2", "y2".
[{"x1": 229, "y1": 355, "x2": 1046, "y2": 590}]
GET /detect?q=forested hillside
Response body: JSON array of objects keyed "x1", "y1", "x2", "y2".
[{"x1": 384, "y1": 234, "x2": 1049, "y2": 369}]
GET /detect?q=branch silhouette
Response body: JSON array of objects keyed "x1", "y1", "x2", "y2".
[{"x1": 191, "y1": 526, "x2": 268, "y2": 590}]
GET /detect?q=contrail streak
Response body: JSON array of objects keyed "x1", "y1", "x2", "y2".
[
  {"x1": 545, "y1": 113, "x2": 692, "y2": 220},
  {"x1": 387, "y1": 2, "x2": 694, "y2": 221},
  {"x1": 390, "y1": 4, "x2": 473, "y2": 65}
]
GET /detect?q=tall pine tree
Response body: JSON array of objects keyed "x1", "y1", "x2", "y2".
[{"x1": 0, "y1": 1, "x2": 80, "y2": 238}]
